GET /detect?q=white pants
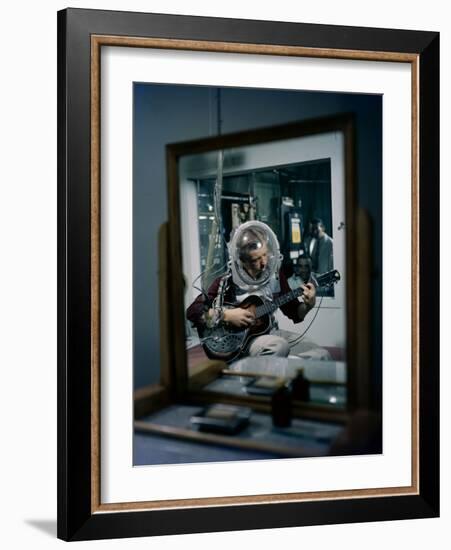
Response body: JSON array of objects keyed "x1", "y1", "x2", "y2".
[
  {"x1": 246, "y1": 329, "x2": 331, "y2": 360},
  {"x1": 247, "y1": 334, "x2": 290, "y2": 357}
]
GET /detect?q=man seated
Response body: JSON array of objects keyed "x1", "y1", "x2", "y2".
[{"x1": 186, "y1": 221, "x2": 316, "y2": 358}]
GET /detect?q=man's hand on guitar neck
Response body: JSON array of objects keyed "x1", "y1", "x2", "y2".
[
  {"x1": 223, "y1": 307, "x2": 255, "y2": 328},
  {"x1": 297, "y1": 282, "x2": 316, "y2": 321},
  {"x1": 302, "y1": 283, "x2": 316, "y2": 308}
]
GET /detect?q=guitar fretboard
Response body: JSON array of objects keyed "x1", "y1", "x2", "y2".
[
  {"x1": 254, "y1": 287, "x2": 303, "y2": 319},
  {"x1": 253, "y1": 270, "x2": 339, "y2": 320}
]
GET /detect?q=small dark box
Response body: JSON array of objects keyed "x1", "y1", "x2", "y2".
[{"x1": 190, "y1": 404, "x2": 252, "y2": 435}]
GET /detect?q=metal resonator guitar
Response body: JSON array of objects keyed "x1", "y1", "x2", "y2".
[{"x1": 198, "y1": 269, "x2": 341, "y2": 363}]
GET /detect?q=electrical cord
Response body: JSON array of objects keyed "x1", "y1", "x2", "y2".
[
  {"x1": 213, "y1": 149, "x2": 229, "y2": 251},
  {"x1": 191, "y1": 261, "x2": 230, "y2": 303},
  {"x1": 288, "y1": 294, "x2": 324, "y2": 347},
  {"x1": 192, "y1": 148, "x2": 229, "y2": 305}
]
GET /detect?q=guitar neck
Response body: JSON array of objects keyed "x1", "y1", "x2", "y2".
[
  {"x1": 254, "y1": 286, "x2": 303, "y2": 319},
  {"x1": 253, "y1": 270, "x2": 338, "y2": 319}
]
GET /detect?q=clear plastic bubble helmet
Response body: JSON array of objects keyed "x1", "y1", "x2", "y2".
[{"x1": 228, "y1": 221, "x2": 282, "y2": 291}]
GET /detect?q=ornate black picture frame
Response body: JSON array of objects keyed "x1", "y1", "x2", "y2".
[{"x1": 57, "y1": 8, "x2": 439, "y2": 541}]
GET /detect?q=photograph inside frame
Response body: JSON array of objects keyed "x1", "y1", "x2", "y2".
[{"x1": 133, "y1": 83, "x2": 382, "y2": 466}]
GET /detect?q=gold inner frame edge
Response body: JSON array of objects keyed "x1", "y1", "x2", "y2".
[{"x1": 90, "y1": 35, "x2": 420, "y2": 514}]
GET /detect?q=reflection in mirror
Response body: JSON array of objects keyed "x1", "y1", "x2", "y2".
[{"x1": 180, "y1": 132, "x2": 347, "y2": 410}]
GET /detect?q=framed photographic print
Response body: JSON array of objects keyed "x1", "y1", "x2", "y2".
[{"x1": 57, "y1": 7, "x2": 439, "y2": 541}]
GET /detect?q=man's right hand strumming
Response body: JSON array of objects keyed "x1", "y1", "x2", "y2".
[{"x1": 223, "y1": 307, "x2": 255, "y2": 327}]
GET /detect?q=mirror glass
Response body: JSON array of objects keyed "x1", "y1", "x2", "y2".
[{"x1": 180, "y1": 131, "x2": 347, "y2": 408}]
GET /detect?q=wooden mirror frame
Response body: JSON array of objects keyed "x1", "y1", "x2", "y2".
[{"x1": 165, "y1": 114, "x2": 368, "y2": 423}]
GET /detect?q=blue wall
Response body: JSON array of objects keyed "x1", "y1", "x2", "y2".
[{"x1": 133, "y1": 84, "x2": 382, "y2": 398}]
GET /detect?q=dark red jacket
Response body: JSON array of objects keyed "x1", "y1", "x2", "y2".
[{"x1": 186, "y1": 269, "x2": 302, "y2": 328}]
